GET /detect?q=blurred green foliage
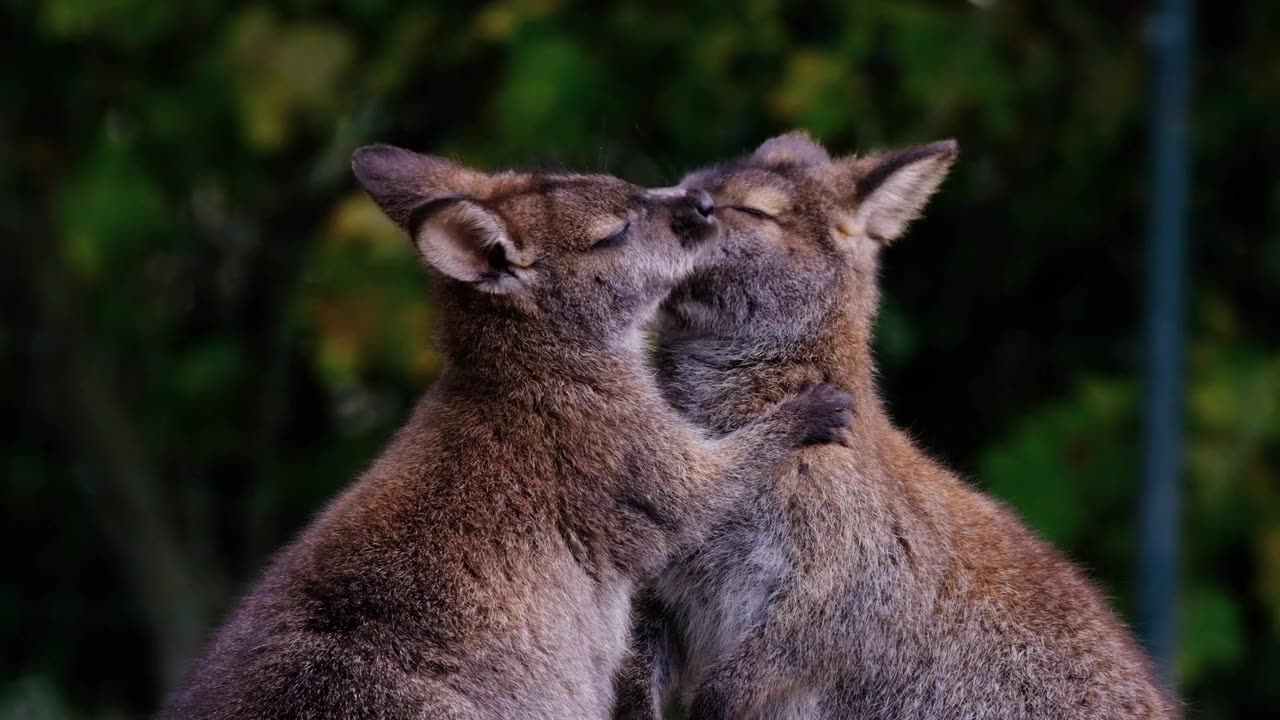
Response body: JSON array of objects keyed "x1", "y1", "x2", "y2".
[{"x1": 3, "y1": 1, "x2": 1278, "y2": 717}]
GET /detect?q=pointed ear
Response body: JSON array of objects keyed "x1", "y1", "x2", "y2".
[
  {"x1": 352, "y1": 145, "x2": 526, "y2": 292},
  {"x1": 839, "y1": 140, "x2": 957, "y2": 244},
  {"x1": 753, "y1": 130, "x2": 831, "y2": 166},
  {"x1": 351, "y1": 144, "x2": 487, "y2": 229}
]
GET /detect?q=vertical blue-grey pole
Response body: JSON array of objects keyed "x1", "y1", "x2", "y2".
[{"x1": 1140, "y1": 0, "x2": 1191, "y2": 689}]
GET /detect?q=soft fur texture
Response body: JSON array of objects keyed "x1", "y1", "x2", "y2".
[
  {"x1": 161, "y1": 145, "x2": 853, "y2": 720},
  {"x1": 613, "y1": 132, "x2": 1178, "y2": 720}
]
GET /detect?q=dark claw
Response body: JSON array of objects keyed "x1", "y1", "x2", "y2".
[{"x1": 788, "y1": 383, "x2": 854, "y2": 446}]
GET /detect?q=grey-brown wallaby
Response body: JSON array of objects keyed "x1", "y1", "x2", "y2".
[
  {"x1": 161, "y1": 145, "x2": 852, "y2": 720},
  {"x1": 613, "y1": 133, "x2": 1177, "y2": 720}
]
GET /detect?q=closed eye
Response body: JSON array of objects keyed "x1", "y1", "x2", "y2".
[
  {"x1": 728, "y1": 206, "x2": 776, "y2": 221},
  {"x1": 591, "y1": 220, "x2": 631, "y2": 250}
]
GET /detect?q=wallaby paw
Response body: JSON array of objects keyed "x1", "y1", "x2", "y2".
[{"x1": 781, "y1": 383, "x2": 854, "y2": 446}]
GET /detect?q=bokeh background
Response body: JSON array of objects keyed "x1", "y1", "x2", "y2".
[{"x1": 4, "y1": 1, "x2": 1278, "y2": 717}]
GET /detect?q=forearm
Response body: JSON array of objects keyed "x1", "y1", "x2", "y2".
[{"x1": 613, "y1": 591, "x2": 680, "y2": 720}]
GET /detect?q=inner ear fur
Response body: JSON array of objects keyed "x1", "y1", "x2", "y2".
[
  {"x1": 412, "y1": 198, "x2": 525, "y2": 290},
  {"x1": 836, "y1": 139, "x2": 958, "y2": 244}
]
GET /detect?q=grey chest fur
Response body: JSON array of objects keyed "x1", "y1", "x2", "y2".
[{"x1": 652, "y1": 498, "x2": 792, "y2": 690}]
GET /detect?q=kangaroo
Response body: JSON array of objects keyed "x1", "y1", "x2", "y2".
[
  {"x1": 161, "y1": 145, "x2": 853, "y2": 720},
  {"x1": 613, "y1": 133, "x2": 1177, "y2": 720}
]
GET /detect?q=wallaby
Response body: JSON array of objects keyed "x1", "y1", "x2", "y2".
[
  {"x1": 161, "y1": 145, "x2": 853, "y2": 720},
  {"x1": 613, "y1": 133, "x2": 1177, "y2": 720}
]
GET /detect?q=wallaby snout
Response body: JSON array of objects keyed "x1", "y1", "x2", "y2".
[{"x1": 647, "y1": 186, "x2": 719, "y2": 247}]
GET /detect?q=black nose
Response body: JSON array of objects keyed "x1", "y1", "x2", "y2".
[{"x1": 687, "y1": 189, "x2": 714, "y2": 218}]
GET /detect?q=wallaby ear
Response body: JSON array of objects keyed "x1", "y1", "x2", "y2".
[
  {"x1": 410, "y1": 199, "x2": 527, "y2": 292},
  {"x1": 753, "y1": 130, "x2": 831, "y2": 167},
  {"x1": 352, "y1": 145, "x2": 525, "y2": 292},
  {"x1": 839, "y1": 139, "x2": 957, "y2": 244},
  {"x1": 351, "y1": 144, "x2": 487, "y2": 229}
]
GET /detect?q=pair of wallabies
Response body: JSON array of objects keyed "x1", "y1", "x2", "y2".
[{"x1": 163, "y1": 133, "x2": 1177, "y2": 719}]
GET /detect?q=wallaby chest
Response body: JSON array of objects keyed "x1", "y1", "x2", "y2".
[{"x1": 652, "y1": 487, "x2": 790, "y2": 686}]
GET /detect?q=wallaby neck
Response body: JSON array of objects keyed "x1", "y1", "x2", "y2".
[
  {"x1": 656, "y1": 317, "x2": 889, "y2": 435},
  {"x1": 436, "y1": 289, "x2": 655, "y2": 395}
]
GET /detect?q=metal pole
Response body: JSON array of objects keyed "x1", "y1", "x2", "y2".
[{"x1": 1139, "y1": 0, "x2": 1191, "y2": 688}]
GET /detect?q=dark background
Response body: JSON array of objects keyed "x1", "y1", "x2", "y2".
[{"x1": 3, "y1": 1, "x2": 1278, "y2": 717}]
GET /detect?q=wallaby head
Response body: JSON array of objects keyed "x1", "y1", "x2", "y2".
[
  {"x1": 352, "y1": 145, "x2": 719, "y2": 367},
  {"x1": 661, "y1": 132, "x2": 955, "y2": 374}
]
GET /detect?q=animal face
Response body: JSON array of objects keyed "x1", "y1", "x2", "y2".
[
  {"x1": 661, "y1": 132, "x2": 956, "y2": 347},
  {"x1": 352, "y1": 145, "x2": 720, "y2": 342}
]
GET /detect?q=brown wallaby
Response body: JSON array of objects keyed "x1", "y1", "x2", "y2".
[
  {"x1": 161, "y1": 145, "x2": 853, "y2": 720},
  {"x1": 613, "y1": 133, "x2": 1178, "y2": 720}
]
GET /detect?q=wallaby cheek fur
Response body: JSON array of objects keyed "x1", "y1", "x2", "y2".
[
  {"x1": 161, "y1": 147, "x2": 851, "y2": 720},
  {"x1": 614, "y1": 133, "x2": 1178, "y2": 720}
]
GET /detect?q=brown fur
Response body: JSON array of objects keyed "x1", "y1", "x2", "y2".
[
  {"x1": 161, "y1": 146, "x2": 852, "y2": 720},
  {"x1": 613, "y1": 133, "x2": 1178, "y2": 720}
]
